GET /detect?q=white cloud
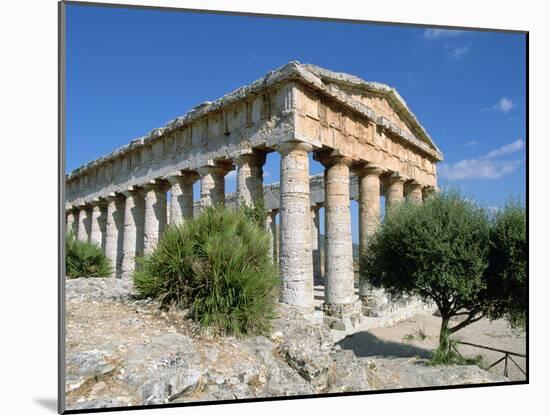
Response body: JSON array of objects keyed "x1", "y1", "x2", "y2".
[
  {"x1": 498, "y1": 97, "x2": 514, "y2": 113},
  {"x1": 439, "y1": 139, "x2": 525, "y2": 180},
  {"x1": 466, "y1": 140, "x2": 478, "y2": 147},
  {"x1": 439, "y1": 158, "x2": 522, "y2": 180},
  {"x1": 423, "y1": 29, "x2": 464, "y2": 40},
  {"x1": 447, "y1": 45, "x2": 469, "y2": 59},
  {"x1": 482, "y1": 97, "x2": 515, "y2": 113},
  {"x1": 482, "y1": 139, "x2": 524, "y2": 159}
]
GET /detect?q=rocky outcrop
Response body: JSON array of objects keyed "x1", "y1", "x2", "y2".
[
  {"x1": 65, "y1": 278, "x2": 370, "y2": 410},
  {"x1": 65, "y1": 277, "x2": 134, "y2": 302},
  {"x1": 365, "y1": 357, "x2": 508, "y2": 390},
  {"x1": 65, "y1": 278, "x2": 507, "y2": 411}
]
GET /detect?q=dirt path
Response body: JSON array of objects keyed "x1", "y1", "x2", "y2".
[{"x1": 337, "y1": 313, "x2": 526, "y2": 381}]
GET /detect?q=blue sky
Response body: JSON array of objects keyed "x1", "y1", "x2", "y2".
[{"x1": 66, "y1": 4, "x2": 526, "y2": 242}]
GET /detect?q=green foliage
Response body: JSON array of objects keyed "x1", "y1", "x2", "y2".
[
  {"x1": 429, "y1": 336, "x2": 485, "y2": 368},
  {"x1": 361, "y1": 190, "x2": 490, "y2": 313},
  {"x1": 485, "y1": 200, "x2": 527, "y2": 328},
  {"x1": 65, "y1": 231, "x2": 112, "y2": 279},
  {"x1": 239, "y1": 198, "x2": 268, "y2": 229},
  {"x1": 134, "y1": 205, "x2": 279, "y2": 336},
  {"x1": 360, "y1": 190, "x2": 496, "y2": 351},
  {"x1": 360, "y1": 190, "x2": 527, "y2": 354}
]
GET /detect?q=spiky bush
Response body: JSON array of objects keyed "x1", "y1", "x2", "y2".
[
  {"x1": 240, "y1": 198, "x2": 268, "y2": 229},
  {"x1": 66, "y1": 231, "x2": 112, "y2": 279},
  {"x1": 134, "y1": 205, "x2": 279, "y2": 336}
]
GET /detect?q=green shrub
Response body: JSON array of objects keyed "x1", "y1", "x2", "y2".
[
  {"x1": 360, "y1": 190, "x2": 491, "y2": 351},
  {"x1": 134, "y1": 205, "x2": 279, "y2": 336},
  {"x1": 66, "y1": 231, "x2": 112, "y2": 279},
  {"x1": 429, "y1": 336, "x2": 485, "y2": 368},
  {"x1": 360, "y1": 190, "x2": 527, "y2": 358},
  {"x1": 239, "y1": 198, "x2": 267, "y2": 229},
  {"x1": 485, "y1": 200, "x2": 527, "y2": 328}
]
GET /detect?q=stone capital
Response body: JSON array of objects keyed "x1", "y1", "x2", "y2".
[
  {"x1": 75, "y1": 201, "x2": 92, "y2": 210},
  {"x1": 104, "y1": 192, "x2": 125, "y2": 203},
  {"x1": 313, "y1": 150, "x2": 353, "y2": 168},
  {"x1": 142, "y1": 179, "x2": 170, "y2": 192},
  {"x1": 234, "y1": 151, "x2": 267, "y2": 167},
  {"x1": 91, "y1": 197, "x2": 108, "y2": 208},
  {"x1": 404, "y1": 180, "x2": 423, "y2": 192},
  {"x1": 383, "y1": 172, "x2": 407, "y2": 185},
  {"x1": 120, "y1": 186, "x2": 143, "y2": 198},
  {"x1": 276, "y1": 141, "x2": 313, "y2": 156},
  {"x1": 197, "y1": 161, "x2": 234, "y2": 177},
  {"x1": 353, "y1": 163, "x2": 384, "y2": 178},
  {"x1": 165, "y1": 170, "x2": 199, "y2": 186}
]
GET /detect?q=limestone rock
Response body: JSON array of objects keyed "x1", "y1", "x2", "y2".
[
  {"x1": 65, "y1": 278, "x2": 511, "y2": 411},
  {"x1": 66, "y1": 349, "x2": 118, "y2": 392},
  {"x1": 65, "y1": 278, "x2": 134, "y2": 303},
  {"x1": 326, "y1": 350, "x2": 370, "y2": 393},
  {"x1": 365, "y1": 357, "x2": 508, "y2": 390}
]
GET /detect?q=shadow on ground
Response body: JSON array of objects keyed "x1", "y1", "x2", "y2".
[{"x1": 336, "y1": 331, "x2": 432, "y2": 359}]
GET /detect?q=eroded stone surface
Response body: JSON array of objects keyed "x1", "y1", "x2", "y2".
[
  {"x1": 65, "y1": 279, "x2": 513, "y2": 410},
  {"x1": 278, "y1": 142, "x2": 314, "y2": 312},
  {"x1": 65, "y1": 278, "x2": 369, "y2": 409},
  {"x1": 365, "y1": 357, "x2": 508, "y2": 390}
]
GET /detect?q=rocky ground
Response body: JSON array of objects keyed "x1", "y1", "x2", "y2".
[
  {"x1": 360, "y1": 313, "x2": 526, "y2": 381},
  {"x1": 65, "y1": 278, "x2": 511, "y2": 411}
]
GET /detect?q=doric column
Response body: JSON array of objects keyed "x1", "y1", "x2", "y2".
[
  {"x1": 356, "y1": 166, "x2": 383, "y2": 255},
  {"x1": 235, "y1": 152, "x2": 266, "y2": 207},
  {"x1": 264, "y1": 210, "x2": 278, "y2": 263},
  {"x1": 76, "y1": 204, "x2": 92, "y2": 242},
  {"x1": 166, "y1": 171, "x2": 198, "y2": 225},
  {"x1": 354, "y1": 164, "x2": 384, "y2": 301},
  {"x1": 66, "y1": 206, "x2": 77, "y2": 235},
  {"x1": 311, "y1": 205, "x2": 322, "y2": 278},
  {"x1": 121, "y1": 188, "x2": 144, "y2": 279},
  {"x1": 104, "y1": 194, "x2": 125, "y2": 278},
  {"x1": 198, "y1": 162, "x2": 234, "y2": 208},
  {"x1": 90, "y1": 200, "x2": 107, "y2": 248},
  {"x1": 405, "y1": 181, "x2": 423, "y2": 203},
  {"x1": 385, "y1": 174, "x2": 406, "y2": 209},
  {"x1": 317, "y1": 153, "x2": 358, "y2": 318},
  {"x1": 143, "y1": 180, "x2": 169, "y2": 255},
  {"x1": 278, "y1": 142, "x2": 314, "y2": 312}
]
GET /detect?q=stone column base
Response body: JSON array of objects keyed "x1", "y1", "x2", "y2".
[
  {"x1": 322, "y1": 300, "x2": 364, "y2": 331},
  {"x1": 360, "y1": 288, "x2": 391, "y2": 317}
]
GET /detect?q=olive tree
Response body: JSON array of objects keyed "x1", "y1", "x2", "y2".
[
  {"x1": 485, "y1": 201, "x2": 527, "y2": 327},
  {"x1": 360, "y1": 191, "x2": 526, "y2": 352}
]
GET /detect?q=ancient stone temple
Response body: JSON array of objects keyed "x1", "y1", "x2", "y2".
[{"x1": 65, "y1": 61, "x2": 443, "y2": 327}]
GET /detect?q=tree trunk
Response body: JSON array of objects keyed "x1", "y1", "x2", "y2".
[{"x1": 438, "y1": 315, "x2": 450, "y2": 352}]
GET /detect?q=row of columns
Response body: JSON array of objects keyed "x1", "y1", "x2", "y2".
[
  {"x1": 276, "y1": 142, "x2": 430, "y2": 320},
  {"x1": 67, "y1": 141, "x2": 430, "y2": 322},
  {"x1": 67, "y1": 153, "x2": 267, "y2": 279}
]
